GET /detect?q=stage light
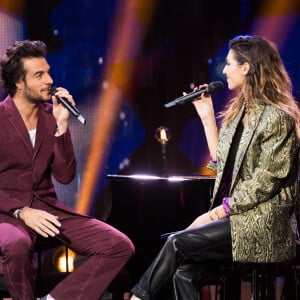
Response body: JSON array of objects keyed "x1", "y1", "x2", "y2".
[
  {"x1": 155, "y1": 126, "x2": 171, "y2": 145},
  {"x1": 155, "y1": 126, "x2": 171, "y2": 176},
  {"x1": 52, "y1": 246, "x2": 76, "y2": 273}
]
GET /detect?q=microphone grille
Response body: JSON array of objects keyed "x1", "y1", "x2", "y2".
[
  {"x1": 207, "y1": 81, "x2": 224, "y2": 94},
  {"x1": 50, "y1": 86, "x2": 57, "y2": 95}
]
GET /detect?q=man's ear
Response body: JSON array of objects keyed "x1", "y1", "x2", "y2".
[{"x1": 15, "y1": 79, "x2": 23, "y2": 91}]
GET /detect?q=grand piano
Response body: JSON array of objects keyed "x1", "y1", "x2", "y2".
[{"x1": 105, "y1": 174, "x2": 215, "y2": 295}]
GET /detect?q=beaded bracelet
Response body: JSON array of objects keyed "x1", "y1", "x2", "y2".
[
  {"x1": 222, "y1": 197, "x2": 231, "y2": 216},
  {"x1": 210, "y1": 155, "x2": 217, "y2": 164}
]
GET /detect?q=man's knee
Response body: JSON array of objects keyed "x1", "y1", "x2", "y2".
[
  {"x1": 116, "y1": 234, "x2": 135, "y2": 258},
  {"x1": 1, "y1": 235, "x2": 33, "y2": 260}
]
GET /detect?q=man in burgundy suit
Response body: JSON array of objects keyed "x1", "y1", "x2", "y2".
[{"x1": 0, "y1": 40, "x2": 134, "y2": 300}]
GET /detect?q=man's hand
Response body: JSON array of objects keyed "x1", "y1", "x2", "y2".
[
  {"x1": 52, "y1": 87, "x2": 75, "y2": 135},
  {"x1": 19, "y1": 207, "x2": 61, "y2": 238}
]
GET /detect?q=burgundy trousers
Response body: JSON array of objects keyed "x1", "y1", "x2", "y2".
[{"x1": 0, "y1": 199, "x2": 135, "y2": 300}]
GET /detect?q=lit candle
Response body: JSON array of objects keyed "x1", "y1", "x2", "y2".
[{"x1": 160, "y1": 128, "x2": 167, "y2": 142}]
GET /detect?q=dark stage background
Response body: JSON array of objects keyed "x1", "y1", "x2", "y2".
[
  {"x1": 0, "y1": 0, "x2": 299, "y2": 218},
  {"x1": 1, "y1": 0, "x2": 300, "y2": 297}
]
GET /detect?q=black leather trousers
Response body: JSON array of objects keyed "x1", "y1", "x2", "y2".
[{"x1": 131, "y1": 218, "x2": 232, "y2": 300}]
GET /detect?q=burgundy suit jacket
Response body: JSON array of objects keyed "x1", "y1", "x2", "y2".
[{"x1": 0, "y1": 96, "x2": 78, "y2": 219}]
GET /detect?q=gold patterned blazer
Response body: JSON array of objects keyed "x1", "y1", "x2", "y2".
[{"x1": 210, "y1": 102, "x2": 300, "y2": 262}]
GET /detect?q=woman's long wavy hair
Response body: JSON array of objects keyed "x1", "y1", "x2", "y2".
[{"x1": 219, "y1": 35, "x2": 300, "y2": 140}]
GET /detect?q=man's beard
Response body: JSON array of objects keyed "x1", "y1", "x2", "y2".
[
  {"x1": 27, "y1": 96, "x2": 46, "y2": 104},
  {"x1": 24, "y1": 88, "x2": 51, "y2": 104}
]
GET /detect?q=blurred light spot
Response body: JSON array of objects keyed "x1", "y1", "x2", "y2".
[{"x1": 119, "y1": 157, "x2": 130, "y2": 170}]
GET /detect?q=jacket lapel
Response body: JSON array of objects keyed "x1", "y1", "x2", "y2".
[
  {"x1": 212, "y1": 103, "x2": 266, "y2": 200},
  {"x1": 211, "y1": 108, "x2": 244, "y2": 201},
  {"x1": 32, "y1": 104, "x2": 51, "y2": 161},
  {"x1": 5, "y1": 96, "x2": 51, "y2": 161},
  {"x1": 230, "y1": 103, "x2": 265, "y2": 193},
  {"x1": 6, "y1": 97, "x2": 34, "y2": 155}
]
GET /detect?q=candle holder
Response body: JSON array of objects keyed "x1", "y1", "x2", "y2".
[{"x1": 155, "y1": 126, "x2": 171, "y2": 176}]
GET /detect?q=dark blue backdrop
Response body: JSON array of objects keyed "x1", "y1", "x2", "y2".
[{"x1": 1, "y1": 0, "x2": 299, "y2": 215}]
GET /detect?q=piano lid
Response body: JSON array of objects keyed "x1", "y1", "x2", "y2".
[{"x1": 106, "y1": 174, "x2": 216, "y2": 182}]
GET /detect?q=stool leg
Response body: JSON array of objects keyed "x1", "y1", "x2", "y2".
[
  {"x1": 65, "y1": 246, "x2": 69, "y2": 273},
  {"x1": 223, "y1": 269, "x2": 241, "y2": 300},
  {"x1": 282, "y1": 266, "x2": 297, "y2": 300},
  {"x1": 37, "y1": 250, "x2": 42, "y2": 296},
  {"x1": 252, "y1": 266, "x2": 275, "y2": 300},
  {"x1": 252, "y1": 266, "x2": 258, "y2": 300}
]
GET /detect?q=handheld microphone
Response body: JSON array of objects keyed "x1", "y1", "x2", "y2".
[
  {"x1": 164, "y1": 81, "x2": 224, "y2": 108},
  {"x1": 50, "y1": 86, "x2": 86, "y2": 125}
]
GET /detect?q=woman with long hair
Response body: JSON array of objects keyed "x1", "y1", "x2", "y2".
[{"x1": 130, "y1": 35, "x2": 300, "y2": 300}]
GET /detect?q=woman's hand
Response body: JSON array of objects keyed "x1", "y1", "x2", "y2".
[
  {"x1": 186, "y1": 206, "x2": 227, "y2": 229},
  {"x1": 186, "y1": 84, "x2": 219, "y2": 161},
  {"x1": 186, "y1": 212, "x2": 212, "y2": 229},
  {"x1": 189, "y1": 84, "x2": 215, "y2": 121}
]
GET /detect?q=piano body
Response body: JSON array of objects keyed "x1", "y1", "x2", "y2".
[{"x1": 106, "y1": 174, "x2": 215, "y2": 292}]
